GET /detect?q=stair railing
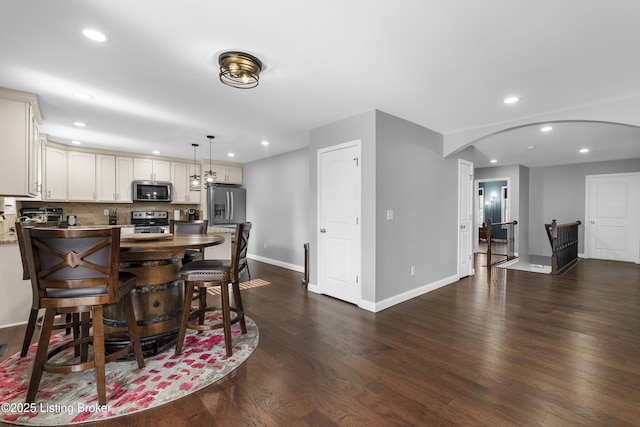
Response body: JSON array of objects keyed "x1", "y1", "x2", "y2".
[{"x1": 545, "y1": 219, "x2": 581, "y2": 274}]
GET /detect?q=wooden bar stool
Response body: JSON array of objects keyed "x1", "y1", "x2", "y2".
[
  {"x1": 15, "y1": 221, "x2": 80, "y2": 358},
  {"x1": 169, "y1": 219, "x2": 209, "y2": 265},
  {"x1": 175, "y1": 223, "x2": 248, "y2": 357},
  {"x1": 23, "y1": 227, "x2": 145, "y2": 405}
]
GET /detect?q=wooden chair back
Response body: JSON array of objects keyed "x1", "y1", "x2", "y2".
[
  {"x1": 16, "y1": 221, "x2": 68, "y2": 281},
  {"x1": 23, "y1": 227, "x2": 122, "y2": 309},
  {"x1": 236, "y1": 222, "x2": 252, "y2": 279},
  {"x1": 169, "y1": 219, "x2": 208, "y2": 235},
  {"x1": 230, "y1": 223, "x2": 247, "y2": 281}
]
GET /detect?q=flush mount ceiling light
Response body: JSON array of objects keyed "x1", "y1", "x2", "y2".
[
  {"x1": 541, "y1": 126, "x2": 553, "y2": 132},
  {"x1": 218, "y1": 51, "x2": 262, "y2": 89},
  {"x1": 503, "y1": 96, "x2": 520, "y2": 104}
]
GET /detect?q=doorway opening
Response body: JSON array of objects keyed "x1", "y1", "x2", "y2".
[{"x1": 475, "y1": 178, "x2": 515, "y2": 266}]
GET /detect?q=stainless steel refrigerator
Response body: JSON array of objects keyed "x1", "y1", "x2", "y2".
[{"x1": 206, "y1": 185, "x2": 246, "y2": 225}]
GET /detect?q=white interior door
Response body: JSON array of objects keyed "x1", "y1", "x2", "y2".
[
  {"x1": 586, "y1": 173, "x2": 640, "y2": 262},
  {"x1": 458, "y1": 160, "x2": 473, "y2": 277},
  {"x1": 318, "y1": 141, "x2": 361, "y2": 304}
]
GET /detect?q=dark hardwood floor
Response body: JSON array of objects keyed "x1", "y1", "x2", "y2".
[{"x1": 2, "y1": 257, "x2": 640, "y2": 426}]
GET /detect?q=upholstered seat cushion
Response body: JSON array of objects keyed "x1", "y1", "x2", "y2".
[
  {"x1": 179, "y1": 260, "x2": 231, "y2": 281},
  {"x1": 45, "y1": 272, "x2": 136, "y2": 299}
]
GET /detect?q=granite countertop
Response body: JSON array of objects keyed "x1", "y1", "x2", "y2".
[
  {"x1": 208, "y1": 226, "x2": 235, "y2": 234},
  {"x1": 0, "y1": 231, "x2": 17, "y2": 244},
  {"x1": 0, "y1": 224, "x2": 231, "y2": 244}
]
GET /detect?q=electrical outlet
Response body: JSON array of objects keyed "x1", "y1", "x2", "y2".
[
  {"x1": 263, "y1": 243, "x2": 267, "y2": 249},
  {"x1": 386, "y1": 210, "x2": 394, "y2": 220},
  {"x1": 410, "y1": 266, "x2": 416, "y2": 276},
  {"x1": 104, "y1": 209, "x2": 109, "y2": 215}
]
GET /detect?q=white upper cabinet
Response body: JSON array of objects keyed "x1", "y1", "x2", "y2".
[
  {"x1": 43, "y1": 145, "x2": 67, "y2": 201},
  {"x1": 67, "y1": 151, "x2": 96, "y2": 201},
  {"x1": 115, "y1": 156, "x2": 134, "y2": 202},
  {"x1": 0, "y1": 88, "x2": 42, "y2": 197},
  {"x1": 171, "y1": 161, "x2": 201, "y2": 204},
  {"x1": 96, "y1": 155, "x2": 134, "y2": 202},
  {"x1": 133, "y1": 158, "x2": 171, "y2": 181},
  {"x1": 209, "y1": 163, "x2": 242, "y2": 185},
  {"x1": 96, "y1": 154, "x2": 116, "y2": 202}
]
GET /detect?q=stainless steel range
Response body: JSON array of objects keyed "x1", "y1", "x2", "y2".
[
  {"x1": 130, "y1": 211, "x2": 169, "y2": 233},
  {"x1": 19, "y1": 207, "x2": 64, "y2": 222}
]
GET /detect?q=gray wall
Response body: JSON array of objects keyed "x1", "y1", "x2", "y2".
[
  {"x1": 528, "y1": 158, "x2": 640, "y2": 256},
  {"x1": 310, "y1": 109, "x2": 462, "y2": 306},
  {"x1": 243, "y1": 147, "x2": 310, "y2": 268},
  {"x1": 309, "y1": 110, "x2": 377, "y2": 302},
  {"x1": 475, "y1": 164, "x2": 529, "y2": 257},
  {"x1": 375, "y1": 111, "x2": 457, "y2": 300}
]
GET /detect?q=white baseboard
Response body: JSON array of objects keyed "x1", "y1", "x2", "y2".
[
  {"x1": 0, "y1": 320, "x2": 28, "y2": 329},
  {"x1": 247, "y1": 253, "x2": 304, "y2": 273},
  {"x1": 308, "y1": 274, "x2": 459, "y2": 313},
  {"x1": 369, "y1": 274, "x2": 459, "y2": 312}
]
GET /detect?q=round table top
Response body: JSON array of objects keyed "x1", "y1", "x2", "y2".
[{"x1": 119, "y1": 233, "x2": 225, "y2": 262}]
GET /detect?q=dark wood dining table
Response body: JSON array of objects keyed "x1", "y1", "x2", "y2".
[{"x1": 104, "y1": 233, "x2": 225, "y2": 357}]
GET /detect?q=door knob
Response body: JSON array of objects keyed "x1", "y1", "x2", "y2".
[
  {"x1": 591, "y1": 220, "x2": 595, "y2": 224},
  {"x1": 320, "y1": 228, "x2": 326, "y2": 233},
  {"x1": 460, "y1": 225, "x2": 466, "y2": 229}
]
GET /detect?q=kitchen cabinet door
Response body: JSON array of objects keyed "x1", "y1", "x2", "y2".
[
  {"x1": 187, "y1": 163, "x2": 201, "y2": 201},
  {"x1": 208, "y1": 163, "x2": 242, "y2": 184},
  {"x1": 225, "y1": 165, "x2": 243, "y2": 184},
  {"x1": 134, "y1": 158, "x2": 171, "y2": 181},
  {"x1": 171, "y1": 161, "x2": 188, "y2": 203},
  {"x1": 44, "y1": 145, "x2": 67, "y2": 201},
  {"x1": 0, "y1": 95, "x2": 41, "y2": 197},
  {"x1": 153, "y1": 159, "x2": 171, "y2": 181},
  {"x1": 96, "y1": 154, "x2": 116, "y2": 202},
  {"x1": 68, "y1": 151, "x2": 96, "y2": 201},
  {"x1": 171, "y1": 161, "x2": 201, "y2": 203},
  {"x1": 115, "y1": 156, "x2": 134, "y2": 202}
]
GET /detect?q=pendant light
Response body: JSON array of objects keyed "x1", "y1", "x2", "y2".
[
  {"x1": 204, "y1": 135, "x2": 217, "y2": 187},
  {"x1": 190, "y1": 143, "x2": 200, "y2": 186}
]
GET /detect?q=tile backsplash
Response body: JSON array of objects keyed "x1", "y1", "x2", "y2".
[{"x1": 17, "y1": 201, "x2": 201, "y2": 226}]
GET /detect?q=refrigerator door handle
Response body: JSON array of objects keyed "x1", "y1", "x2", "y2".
[
  {"x1": 230, "y1": 191, "x2": 234, "y2": 220},
  {"x1": 226, "y1": 191, "x2": 230, "y2": 221}
]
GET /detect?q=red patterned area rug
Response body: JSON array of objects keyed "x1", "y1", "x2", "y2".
[{"x1": 0, "y1": 313, "x2": 258, "y2": 426}]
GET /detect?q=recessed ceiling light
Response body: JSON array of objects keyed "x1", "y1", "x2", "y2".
[
  {"x1": 73, "y1": 122, "x2": 86, "y2": 127},
  {"x1": 82, "y1": 28, "x2": 109, "y2": 42},
  {"x1": 527, "y1": 145, "x2": 536, "y2": 150},
  {"x1": 579, "y1": 148, "x2": 590, "y2": 153},
  {"x1": 503, "y1": 96, "x2": 520, "y2": 104},
  {"x1": 71, "y1": 140, "x2": 82, "y2": 145},
  {"x1": 261, "y1": 140, "x2": 269, "y2": 146},
  {"x1": 152, "y1": 150, "x2": 160, "y2": 155},
  {"x1": 227, "y1": 153, "x2": 235, "y2": 157},
  {"x1": 490, "y1": 159, "x2": 498, "y2": 163},
  {"x1": 540, "y1": 126, "x2": 553, "y2": 132},
  {"x1": 73, "y1": 92, "x2": 93, "y2": 100}
]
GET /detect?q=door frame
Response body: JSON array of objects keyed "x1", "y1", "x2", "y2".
[
  {"x1": 316, "y1": 140, "x2": 362, "y2": 304},
  {"x1": 458, "y1": 159, "x2": 474, "y2": 278},
  {"x1": 474, "y1": 177, "x2": 511, "y2": 253},
  {"x1": 585, "y1": 172, "x2": 640, "y2": 263}
]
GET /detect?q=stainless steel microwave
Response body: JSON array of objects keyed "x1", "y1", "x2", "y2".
[{"x1": 132, "y1": 181, "x2": 172, "y2": 202}]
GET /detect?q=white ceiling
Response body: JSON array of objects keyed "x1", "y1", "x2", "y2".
[{"x1": 2, "y1": 1, "x2": 640, "y2": 168}]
